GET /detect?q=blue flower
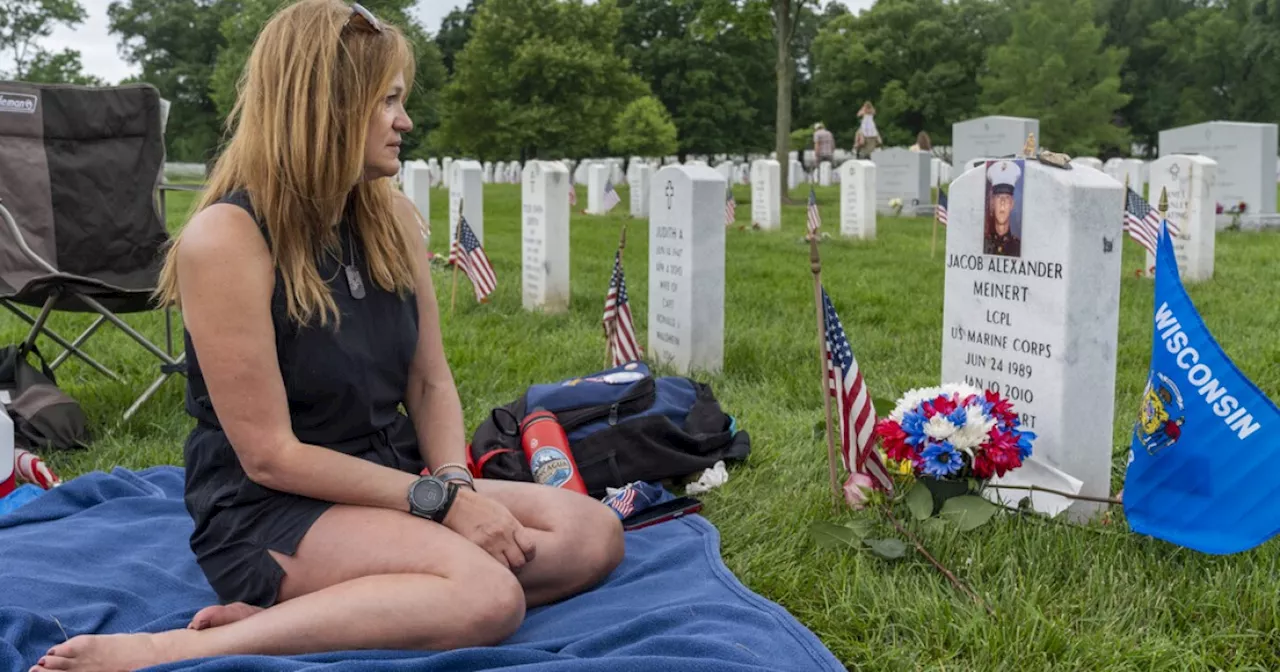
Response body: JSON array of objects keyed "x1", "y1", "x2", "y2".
[
  {"x1": 946, "y1": 405, "x2": 969, "y2": 429},
  {"x1": 901, "y1": 411, "x2": 928, "y2": 447},
  {"x1": 921, "y1": 441, "x2": 964, "y2": 478},
  {"x1": 1016, "y1": 430, "x2": 1036, "y2": 459}
]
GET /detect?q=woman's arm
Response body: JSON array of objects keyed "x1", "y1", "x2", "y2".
[
  {"x1": 177, "y1": 204, "x2": 417, "y2": 511},
  {"x1": 392, "y1": 194, "x2": 468, "y2": 474}
]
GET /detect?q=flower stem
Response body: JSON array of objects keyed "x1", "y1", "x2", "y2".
[
  {"x1": 882, "y1": 505, "x2": 995, "y2": 616},
  {"x1": 985, "y1": 483, "x2": 1121, "y2": 505}
]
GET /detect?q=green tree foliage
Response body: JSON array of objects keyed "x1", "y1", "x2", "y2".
[
  {"x1": 433, "y1": 0, "x2": 482, "y2": 77},
  {"x1": 22, "y1": 47, "x2": 101, "y2": 84},
  {"x1": 433, "y1": 0, "x2": 646, "y2": 160},
  {"x1": 108, "y1": 0, "x2": 239, "y2": 162},
  {"x1": 616, "y1": 0, "x2": 774, "y2": 157},
  {"x1": 609, "y1": 95, "x2": 678, "y2": 157},
  {"x1": 209, "y1": 0, "x2": 445, "y2": 161},
  {"x1": 1147, "y1": 0, "x2": 1280, "y2": 134},
  {"x1": 980, "y1": 0, "x2": 1130, "y2": 156},
  {"x1": 0, "y1": 0, "x2": 92, "y2": 81},
  {"x1": 809, "y1": 0, "x2": 1007, "y2": 150}
]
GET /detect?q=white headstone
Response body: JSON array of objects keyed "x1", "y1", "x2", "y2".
[
  {"x1": 649, "y1": 165, "x2": 725, "y2": 375},
  {"x1": 575, "y1": 161, "x2": 591, "y2": 185},
  {"x1": 494, "y1": 161, "x2": 506, "y2": 183},
  {"x1": 819, "y1": 161, "x2": 833, "y2": 186},
  {"x1": 404, "y1": 162, "x2": 431, "y2": 243},
  {"x1": 716, "y1": 162, "x2": 734, "y2": 183},
  {"x1": 789, "y1": 160, "x2": 803, "y2": 191},
  {"x1": 442, "y1": 157, "x2": 453, "y2": 188},
  {"x1": 521, "y1": 161, "x2": 571, "y2": 313},
  {"x1": 448, "y1": 160, "x2": 484, "y2": 244},
  {"x1": 1159, "y1": 121, "x2": 1278, "y2": 214},
  {"x1": 750, "y1": 160, "x2": 781, "y2": 230},
  {"x1": 629, "y1": 162, "x2": 651, "y2": 219},
  {"x1": 1117, "y1": 159, "x2": 1145, "y2": 191},
  {"x1": 941, "y1": 158, "x2": 1123, "y2": 519},
  {"x1": 839, "y1": 160, "x2": 876, "y2": 240},
  {"x1": 951, "y1": 116, "x2": 1039, "y2": 176},
  {"x1": 588, "y1": 164, "x2": 610, "y2": 214},
  {"x1": 1071, "y1": 157, "x2": 1104, "y2": 171},
  {"x1": 1146, "y1": 154, "x2": 1218, "y2": 283},
  {"x1": 871, "y1": 148, "x2": 931, "y2": 216},
  {"x1": 482, "y1": 162, "x2": 494, "y2": 183}
]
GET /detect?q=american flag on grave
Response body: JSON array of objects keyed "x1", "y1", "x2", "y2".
[
  {"x1": 1124, "y1": 186, "x2": 1177, "y2": 256},
  {"x1": 569, "y1": 181, "x2": 578, "y2": 207},
  {"x1": 725, "y1": 184, "x2": 736, "y2": 226},
  {"x1": 449, "y1": 216, "x2": 497, "y2": 302},
  {"x1": 806, "y1": 186, "x2": 822, "y2": 237},
  {"x1": 822, "y1": 288, "x2": 892, "y2": 493},
  {"x1": 936, "y1": 188, "x2": 948, "y2": 226},
  {"x1": 601, "y1": 178, "x2": 622, "y2": 213},
  {"x1": 602, "y1": 249, "x2": 642, "y2": 366}
]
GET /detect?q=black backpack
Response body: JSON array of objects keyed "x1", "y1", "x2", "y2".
[
  {"x1": 469, "y1": 362, "x2": 750, "y2": 498},
  {"x1": 0, "y1": 345, "x2": 91, "y2": 451}
]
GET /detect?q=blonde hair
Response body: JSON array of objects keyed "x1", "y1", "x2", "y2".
[{"x1": 156, "y1": 0, "x2": 419, "y2": 326}]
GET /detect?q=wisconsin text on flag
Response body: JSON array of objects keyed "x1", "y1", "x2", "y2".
[
  {"x1": 603, "y1": 250, "x2": 642, "y2": 366},
  {"x1": 1151, "y1": 301, "x2": 1261, "y2": 439},
  {"x1": 450, "y1": 217, "x2": 497, "y2": 301},
  {"x1": 822, "y1": 288, "x2": 892, "y2": 492},
  {"x1": 807, "y1": 187, "x2": 821, "y2": 237}
]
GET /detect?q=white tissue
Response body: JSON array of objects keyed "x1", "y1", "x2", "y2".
[{"x1": 685, "y1": 460, "x2": 729, "y2": 495}]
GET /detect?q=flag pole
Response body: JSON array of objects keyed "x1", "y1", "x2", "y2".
[
  {"x1": 809, "y1": 235, "x2": 842, "y2": 506},
  {"x1": 450, "y1": 198, "x2": 462, "y2": 316},
  {"x1": 605, "y1": 224, "x2": 627, "y2": 368}
]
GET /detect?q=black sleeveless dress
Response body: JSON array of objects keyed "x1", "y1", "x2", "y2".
[{"x1": 182, "y1": 191, "x2": 426, "y2": 607}]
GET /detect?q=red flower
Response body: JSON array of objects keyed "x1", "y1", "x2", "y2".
[
  {"x1": 1216, "y1": 202, "x2": 1224, "y2": 214},
  {"x1": 1239, "y1": 201, "x2": 1247, "y2": 213},
  {"x1": 876, "y1": 419, "x2": 913, "y2": 462},
  {"x1": 972, "y1": 451, "x2": 996, "y2": 479},
  {"x1": 984, "y1": 390, "x2": 1017, "y2": 425},
  {"x1": 983, "y1": 429, "x2": 1024, "y2": 476},
  {"x1": 926, "y1": 394, "x2": 957, "y2": 417}
]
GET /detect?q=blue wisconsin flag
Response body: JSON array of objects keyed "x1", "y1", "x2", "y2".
[{"x1": 1123, "y1": 225, "x2": 1279, "y2": 554}]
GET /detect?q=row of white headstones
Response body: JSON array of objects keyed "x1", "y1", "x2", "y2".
[{"x1": 408, "y1": 152, "x2": 1252, "y2": 519}]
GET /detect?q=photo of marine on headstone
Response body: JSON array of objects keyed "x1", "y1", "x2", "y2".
[{"x1": 984, "y1": 159, "x2": 1024, "y2": 257}]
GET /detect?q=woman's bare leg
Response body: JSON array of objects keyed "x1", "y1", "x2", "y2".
[{"x1": 33, "y1": 485, "x2": 623, "y2": 672}]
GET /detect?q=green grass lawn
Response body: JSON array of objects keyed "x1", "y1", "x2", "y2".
[{"x1": 5, "y1": 181, "x2": 1280, "y2": 670}]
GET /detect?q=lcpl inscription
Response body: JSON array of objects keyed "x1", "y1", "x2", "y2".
[{"x1": 944, "y1": 252, "x2": 1068, "y2": 431}]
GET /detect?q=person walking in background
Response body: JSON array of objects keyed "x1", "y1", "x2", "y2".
[
  {"x1": 855, "y1": 102, "x2": 880, "y2": 159},
  {"x1": 812, "y1": 122, "x2": 835, "y2": 171},
  {"x1": 910, "y1": 131, "x2": 932, "y2": 153}
]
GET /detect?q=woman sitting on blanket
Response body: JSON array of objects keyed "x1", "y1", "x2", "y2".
[{"x1": 30, "y1": 2, "x2": 624, "y2": 670}]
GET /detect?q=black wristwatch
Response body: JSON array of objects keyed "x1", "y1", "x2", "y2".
[{"x1": 407, "y1": 476, "x2": 460, "y2": 523}]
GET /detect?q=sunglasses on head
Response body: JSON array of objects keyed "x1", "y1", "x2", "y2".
[{"x1": 346, "y1": 3, "x2": 383, "y2": 33}]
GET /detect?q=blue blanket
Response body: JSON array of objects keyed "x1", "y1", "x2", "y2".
[{"x1": 0, "y1": 467, "x2": 843, "y2": 671}]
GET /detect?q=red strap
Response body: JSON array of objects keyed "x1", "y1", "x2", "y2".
[{"x1": 473, "y1": 448, "x2": 517, "y2": 478}]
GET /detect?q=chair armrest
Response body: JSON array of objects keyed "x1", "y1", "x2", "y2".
[{"x1": 0, "y1": 199, "x2": 57, "y2": 274}]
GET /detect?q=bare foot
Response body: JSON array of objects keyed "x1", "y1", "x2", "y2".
[
  {"x1": 31, "y1": 629, "x2": 202, "y2": 672},
  {"x1": 187, "y1": 602, "x2": 263, "y2": 630}
]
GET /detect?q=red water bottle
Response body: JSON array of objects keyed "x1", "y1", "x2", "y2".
[{"x1": 520, "y1": 408, "x2": 588, "y2": 495}]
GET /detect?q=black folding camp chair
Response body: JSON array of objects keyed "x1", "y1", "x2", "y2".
[{"x1": 0, "y1": 81, "x2": 195, "y2": 420}]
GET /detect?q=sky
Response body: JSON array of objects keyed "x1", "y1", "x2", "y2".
[{"x1": 34, "y1": 0, "x2": 874, "y2": 85}]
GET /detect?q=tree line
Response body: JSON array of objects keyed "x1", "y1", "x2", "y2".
[{"x1": 4, "y1": 0, "x2": 1279, "y2": 168}]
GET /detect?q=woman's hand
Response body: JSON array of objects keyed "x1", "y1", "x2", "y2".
[{"x1": 442, "y1": 489, "x2": 537, "y2": 572}]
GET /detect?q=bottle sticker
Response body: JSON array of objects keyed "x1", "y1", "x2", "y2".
[{"x1": 530, "y1": 447, "x2": 574, "y2": 488}]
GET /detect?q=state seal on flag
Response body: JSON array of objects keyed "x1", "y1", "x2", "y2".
[{"x1": 1137, "y1": 372, "x2": 1185, "y2": 455}]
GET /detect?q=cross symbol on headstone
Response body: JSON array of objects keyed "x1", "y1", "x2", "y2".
[
  {"x1": 1169, "y1": 163, "x2": 1180, "y2": 179},
  {"x1": 665, "y1": 181, "x2": 675, "y2": 209}
]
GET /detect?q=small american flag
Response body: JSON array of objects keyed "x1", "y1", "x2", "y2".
[
  {"x1": 936, "y1": 189, "x2": 948, "y2": 226},
  {"x1": 601, "y1": 178, "x2": 622, "y2": 213},
  {"x1": 612, "y1": 487, "x2": 638, "y2": 518},
  {"x1": 449, "y1": 216, "x2": 496, "y2": 302},
  {"x1": 822, "y1": 288, "x2": 892, "y2": 493},
  {"x1": 725, "y1": 185, "x2": 736, "y2": 226},
  {"x1": 806, "y1": 186, "x2": 821, "y2": 237},
  {"x1": 603, "y1": 249, "x2": 642, "y2": 366},
  {"x1": 1124, "y1": 186, "x2": 1176, "y2": 256},
  {"x1": 569, "y1": 181, "x2": 578, "y2": 207}
]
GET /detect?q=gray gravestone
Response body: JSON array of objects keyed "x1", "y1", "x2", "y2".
[
  {"x1": 871, "y1": 148, "x2": 931, "y2": 216},
  {"x1": 951, "y1": 116, "x2": 1039, "y2": 177},
  {"x1": 1159, "y1": 121, "x2": 1278, "y2": 214},
  {"x1": 448, "y1": 160, "x2": 484, "y2": 244},
  {"x1": 521, "y1": 161, "x2": 570, "y2": 313}
]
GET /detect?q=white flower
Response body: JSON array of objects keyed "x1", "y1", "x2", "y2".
[
  {"x1": 923, "y1": 414, "x2": 958, "y2": 441},
  {"x1": 950, "y1": 405, "x2": 995, "y2": 453},
  {"x1": 886, "y1": 382, "x2": 986, "y2": 422}
]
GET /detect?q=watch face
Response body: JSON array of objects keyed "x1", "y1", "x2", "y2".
[{"x1": 412, "y1": 478, "x2": 445, "y2": 512}]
